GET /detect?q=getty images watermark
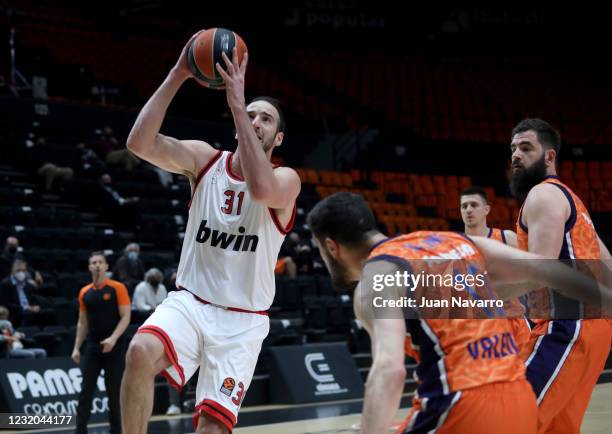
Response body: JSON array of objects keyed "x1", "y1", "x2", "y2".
[
  {"x1": 360, "y1": 259, "x2": 612, "y2": 320},
  {"x1": 370, "y1": 269, "x2": 502, "y2": 309}
]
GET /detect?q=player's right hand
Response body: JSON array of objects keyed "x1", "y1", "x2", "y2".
[
  {"x1": 71, "y1": 349, "x2": 80, "y2": 365},
  {"x1": 173, "y1": 30, "x2": 205, "y2": 80}
]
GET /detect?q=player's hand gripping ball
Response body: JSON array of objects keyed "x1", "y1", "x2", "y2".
[{"x1": 188, "y1": 28, "x2": 247, "y2": 89}]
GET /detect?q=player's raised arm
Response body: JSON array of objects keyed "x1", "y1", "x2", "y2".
[
  {"x1": 216, "y1": 49, "x2": 301, "y2": 210},
  {"x1": 126, "y1": 31, "x2": 218, "y2": 183}
]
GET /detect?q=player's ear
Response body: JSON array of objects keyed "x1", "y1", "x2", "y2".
[
  {"x1": 484, "y1": 204, "x2": 491, "y2": 216},
  {"x1": 324, "y1": 237, "x2": 339, "y2": 259},
  {"x1": 274, "y1": 131, "x2": 284, "y2": 148},
  {"x1": 545, "y1": 148, "x2": 556, "y2": 167}
]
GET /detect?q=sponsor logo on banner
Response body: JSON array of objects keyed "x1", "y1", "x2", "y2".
[
  {"x1": 304, "y1": 353, "x2": 348, "y2": 396},
  {"x1": 0, "y1": 359, "x2": 108, "y2": 418}
]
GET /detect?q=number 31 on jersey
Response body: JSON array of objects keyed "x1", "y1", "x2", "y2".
[{"x1": 221, "y1": 190, "x2": 245, "y2": 215}]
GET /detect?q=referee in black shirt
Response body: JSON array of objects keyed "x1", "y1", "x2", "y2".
[{"x1": 72, "y1": 251, "x2": 131, "y2": 434}]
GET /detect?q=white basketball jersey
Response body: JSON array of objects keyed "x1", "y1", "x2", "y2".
[{"x1": 176, "y1": 151, "x2": 294, "y2": 311}]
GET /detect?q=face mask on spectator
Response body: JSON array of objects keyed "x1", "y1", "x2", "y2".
[
  {"x1": 127, "y1": 252, "x2": 138, "y2": 261},
  {"x1": 148, "y1": 279, "x2": 160, "y2": 288},
  {"x1": 14, "y1": 271, "x2": 26, "y2": 282},
  {"x1": 7, "y1": 246, "x2": 17, "y2": 254}
]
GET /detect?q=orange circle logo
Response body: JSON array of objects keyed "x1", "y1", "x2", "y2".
[{"x1": 223, "y1": 378, "x2": 235, "y2": 390}]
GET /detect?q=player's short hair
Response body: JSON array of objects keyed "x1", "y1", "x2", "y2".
[
  {"x1": 250, "y1": 96, "x2": 285, "y2": 134},
  {"x1": 307, "y1": 192, "x2": 377, "y2": 246},
  {"x1": 512, "y1": 118, "x2": 561, "y2": 162},
  {"x1": 460, "y1": 186, "x2": 488, "y2": 204}
]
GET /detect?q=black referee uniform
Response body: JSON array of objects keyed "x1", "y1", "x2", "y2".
[{"x1": 75, "y1": 278, "x2": 130, "y2": 434}]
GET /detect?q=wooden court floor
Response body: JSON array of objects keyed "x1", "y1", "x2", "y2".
[
  {"x1": 17, "y1": 382, "x2": 612, "y2": 434},
  {"x1": 235, "y1": 383, "x2": 612, "y2": 434}
]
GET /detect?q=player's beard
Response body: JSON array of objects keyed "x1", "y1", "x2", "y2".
[
  {"x1": 261, "y1": 136, "x2": 276, "y2": 153},
  {"x1": 328, "y1": 256, "x2": 359, "y2": 293},
  {"x1": 510, "y1": 154, "x2": 547, "y2": 202}
]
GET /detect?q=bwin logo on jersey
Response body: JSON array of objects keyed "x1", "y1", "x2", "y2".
[{"x1": 195, "y1": 220, "x2": 259, "y2": 252}]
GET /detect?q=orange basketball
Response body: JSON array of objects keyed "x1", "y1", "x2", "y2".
[{"x1": 188, "y1": 28, "x2": 247, "y2": 89}]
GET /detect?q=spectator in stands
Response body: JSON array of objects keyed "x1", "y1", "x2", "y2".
[
  {"x1": 132, "y1": 268, "x2": 167, "y2": 312},
  {"x1": 37, "y1": 162, "x2": 74, "y2": 192},
  {"x1": 112, "y1": 243, "x2": 145, "y2": 290},
  {"x1": 0, "y1": 237, "x2": 44, "y2": 289},
  {"x1": 0, "y1": 236, "x2": 21, "y2": 277},
  {"x1": 92, "y1": 126, "x2": 140, "y2": 171},
  {"x1": 275, "y1": 255, "x2": 297, "y2": 278},
  {"x1": 98, "y1": 173, "x2": 140, "y2": 229},
  {"x1": 284, "y1": 231, "x2": 315, "y2": 274},
  {"x1": 0, "y1": 306, "x2": 47, "y2": 359},
  {"x1": 72, "y1": 251, "x2": 130, "y2": 434},
  {"x1": 99, "y1": 174, "x2": 140, "y2": 206},
  {"x1": 0, "y1": 259, "x2": 51, "y2": 327},
  {"x1": 17, "y1": 132, "x2": 77, "y2": 194}
]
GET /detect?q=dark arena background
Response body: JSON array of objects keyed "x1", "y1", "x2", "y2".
[{"x1": 0, "y1": 2, "x2": 610, "y2": 433}]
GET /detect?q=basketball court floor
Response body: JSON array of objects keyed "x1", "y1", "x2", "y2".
[{"x1": 13, "y1": 375, "x2": 612, "y2": 434}]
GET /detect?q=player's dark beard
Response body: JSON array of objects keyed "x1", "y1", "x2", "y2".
[
  {"x1": 328, "y1": 256, "x2": 359, "y2": 293},
  {"x1": 510, "y1": 154, "x2": 547, "y2": 202}
]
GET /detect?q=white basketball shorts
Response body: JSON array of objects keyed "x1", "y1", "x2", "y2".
[{"x1": 137, "y1": 290, "x2": 269, "y2": 432}]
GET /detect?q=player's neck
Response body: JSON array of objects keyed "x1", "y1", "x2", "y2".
[
  {"x1": 464, "y1": 224, "x2": 489, "y2": 237},
  {"x1": 232, "y1": 149, "x2": 273, "y2": 178}
]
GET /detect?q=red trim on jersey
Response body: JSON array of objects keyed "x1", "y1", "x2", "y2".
[
  {"x1": 268, "y1": 203, "x2": 297, "y2": 235},
  {"x1": 179, "y1": 287, "x2": 269, "y2": 316},
  {"x1": 226, "y1": 152, "x2": 245, "y2": 181},
  {"x1": 187, "y1": 150, "x2": 223, "y2": 209},
  {"x1": 136, "y1": 326, "x2": 185, "y2": 390},
  {"x1": 227, "y1": 153, "x2": 284, "y2": 181},
  {"x1": 193, "y1": 399, "x2": 236, "y2": 432}
]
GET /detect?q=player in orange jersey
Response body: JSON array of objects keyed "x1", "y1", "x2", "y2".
[
  {"x1": 307, "y1": 192, "x2": 611, "y2": 434},
  {"x1": 510, "y1": 118, "x2": 612, "y2": 434},
  {"x1": 460, "y1": 186, "x2": 531, "y2": 352},
  {"x1": 460, "y1": 186, "x2": 517, "y2": 246}
]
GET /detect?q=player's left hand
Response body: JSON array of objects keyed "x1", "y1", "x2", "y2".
[
  {"x1": 100, "y1": 336, "x2": 117, "y2": 353},
  {"x1": 216, "y1": 47, "x2": 248, "y2": 110}
]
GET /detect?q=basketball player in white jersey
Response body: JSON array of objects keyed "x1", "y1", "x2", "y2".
[{"x1": 120, "y1": 33, "x2": 301, "y2": 434}]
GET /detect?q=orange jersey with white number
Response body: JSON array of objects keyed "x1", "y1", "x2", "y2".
[
  {"x1": 368, "y1": 231, "x2": 525, "y2": 397},
  {"x1": 517, "y1": 176, "x2": 601, "y2": 318}
]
